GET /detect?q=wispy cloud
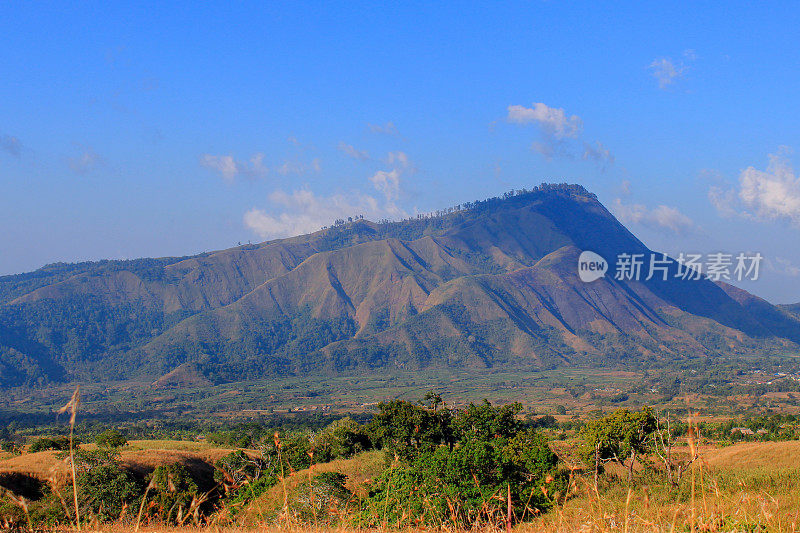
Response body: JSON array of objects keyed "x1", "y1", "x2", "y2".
[
  {"x1": 385, "y1": 151, "x2": 411, "y2": 169},
  {"x1": 648, "y1": 50, "x2": 696, "y2": 89},
  {"x1": 200, "y1": 153, "x2": 268, "y2": 182},
  {"x1": 369, "y1": 169, "x2": 402, "y2": 212},
  {"x1": 507, "y1": 102, "x2": 613, "y2": 168},
  {"x1": 367, "y1": 121, "x2": 399, "y2": 136},
  {"x1": 276, "y1": 157, "x2": 321, "y2": 176},
  {"x1": 768, "y1": 256, "x2": 800, "y2": 277},
  {"x1": 707, "y1": 184, "x2": 738, "y2": 218},
  {"x1": 0, "y1": 135, "x2": 21, "y2": 157},
  {"x1": 582, "y1": 141, "x2": 615, "y2": 169},
  {"x1": 613, "y1": 198, "x2": 695, "y2": 235},
  {"x1": 337, "y1": 141, "x2": 370, "y2": 161}
]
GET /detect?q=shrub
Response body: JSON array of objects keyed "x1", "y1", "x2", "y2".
[
  {"x1": 313, "y1": 417, "x2": 372, "y2": 460},
  {"x1": 360, "y1": 400, "x2": 561, "y2": 528},
  {"x1": 28, "y1": 436, "x2": 72, "y2": 453},
  {"x1": 95, "y1": 429, "x2": 128, "y2": 449},
  {"x1": 74, "y1": 450, "x2": 142, "y2": 521},
  {"x1": 295, "y1": 472, "x2": 352, "y2": 521},
  {"x1": 0, "y1": 440, "x2": 21, "y2": 455},
  {"x1": 146, "y1": 464, "x2": 199, "y2": 524},
  {"x1": 215, "y1": 450, "x2": 278, "y2": 510}
]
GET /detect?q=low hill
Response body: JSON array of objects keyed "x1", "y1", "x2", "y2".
[{"x1": 1, "y1": 183, "x2": 799, "y2": 388}]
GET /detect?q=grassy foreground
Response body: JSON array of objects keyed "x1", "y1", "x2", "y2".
[
  {"x1": 4, "y1": 394, "x2": 800, "y2": 532},
  {"x1": 3, "y1": 441, "x2": 800, "y2": 532}
]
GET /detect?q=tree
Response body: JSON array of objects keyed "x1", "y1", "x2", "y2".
[
  {"x1": 580, "y1": 407, "x2": 658, "y2": 484},
  {"x1": 314, "y1": 417, "x2": 371, "y2": 460},
  {"x1": 75, "y1": 450, "x2": 142, "y2": 521},
  {"x1": 367, "y1": 400, "x2": 452, "y2": 460},
  {"x1": 361, "y1": 399, "x2": 561, "y2": 528},
  {"x1": 452, "y1": 400, "x2": 523, "y2": 441},
  {"x1": 95, "y1": 429, "x2": 127, "y2": 449}
]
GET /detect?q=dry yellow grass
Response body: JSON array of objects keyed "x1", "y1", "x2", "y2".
[
  {"x1": 0, "y1": 449, "x2": 66, "y2": 478},
  {"x1": 5, "y1": 441, "x2": 800, "y2": 532},
  {"x1": 704, "y1": 440, "x2": 800, "y2": 471},
  {"x1": 0, "y1": 441, "x2": 242, "y2": 481}
]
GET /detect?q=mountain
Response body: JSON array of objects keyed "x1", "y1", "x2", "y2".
[{"x1": 2, "y1": 183, "x2": 799, "y2": 388}]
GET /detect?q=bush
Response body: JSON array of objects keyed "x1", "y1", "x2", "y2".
[
  {"x1": 74, "y1": 450, "x2": 143, "y2": 521},
  {"x1": 95, "y1": 429, "x2": 128, "y2": 449},
  {"x1": 360, "y1": 399, "x2": 561, "y2": 528},
  {"x1": 295, "y1": 472, "x2": 352, "y2": 521},
  {"x1": 146, "y1": 464, "x2": 200, "y2": 524},
  {"x1": 367, "y1": 399, "x2": 451, "y2": 461},
  {"x1": 28, "y1": 436, "x2": 72, "y2": 453},
  {"x1": 313, "y1": 417, "x2": 372, "y2": 460},
  {"x1": 0, "y1": 440, "x2": 21, "y2": 455},
  {"x1": 215, "y1": 450, "x2": 278, "y2": 510}
]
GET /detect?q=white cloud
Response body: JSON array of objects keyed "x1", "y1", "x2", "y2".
[
  {"x1": 613, "y1": 198, "x2": 695, "y2": 235},
  {"x1": 337, "y1": 141, "x2": 370, "y2": 161},
  {"x1": 69, "y1": 146, "x2": 102, "y2": 174},
  {"x1": 648, "y1": 57, "x2": 687, "y2": 89},
  {"x1": 369, "y1": 169, "x2": 402, "y2": 207},
  {"x1": 506, "y1": 103, "x2": 582, "y2": 139},
  {"x1": 244, "y1": 150, "x2": 411, "y2": 240},
  {"x1": 244, "y1": 188, "x2": 403, "y2": 240},
  {"x1": 739, "y1": 148, "x2": 800, "y2": 225},
  {"x1": 368, "y1": 121, "x2": 399, "y2": 136},
  {"x1": 200, "y1": 154, "x2": 238, "y2": 181},
  {"x1": 200, "y1": 153, "x2": 267, "y2": 182},
  {"x1": 276, "y1": 160, "x2": 303, "y2": 176},
  {"x1": 0, "y1": 135, "x2": 21, "y2": 157},
  {"x1": 506, "y1": 102, "x2": 614, "y2": 167},
  {"x1": 707, "y1": 148, "x2": 800, "y2": 226}
]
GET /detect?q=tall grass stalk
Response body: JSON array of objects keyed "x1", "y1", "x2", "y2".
[{"x1": 58, "y1": 386, "x2": 81, "y2": 532}]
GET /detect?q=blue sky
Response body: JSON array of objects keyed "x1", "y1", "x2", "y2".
[{"x1": 1, "y1": 1, "x2": 800, "y2": 302}]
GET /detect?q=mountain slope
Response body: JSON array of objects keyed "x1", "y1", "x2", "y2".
[{"x1": 1, "y1": 183, "x2": 798, "y2": 387}]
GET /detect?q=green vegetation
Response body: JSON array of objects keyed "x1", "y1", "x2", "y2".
[
  {"x1": 27, "y1": 436, "x2": 72, "y2": 453},
  {"x1": 95, "y1": 429, "x2": 127, "y2": 449},
  {"x1": 361, "y1": 400, "x2": 560, "y2": 528},
  {"x1": 3, "y1": 394, "x2": 800, "y2": 531}
]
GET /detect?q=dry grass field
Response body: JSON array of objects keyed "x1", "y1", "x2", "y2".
[
  {"x1": 0, "y1": 440, "x2": 238, "y2": 481},
  {"x1": 3, "y1": 438, "x2": 800, "y2": 532}
]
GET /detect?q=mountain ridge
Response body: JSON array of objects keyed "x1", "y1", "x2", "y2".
[{"x1": 1, "y1": 183, "x2": 798, "y2": 388}]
